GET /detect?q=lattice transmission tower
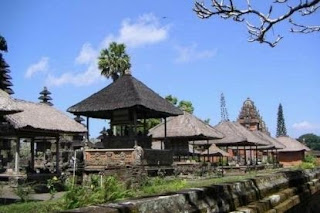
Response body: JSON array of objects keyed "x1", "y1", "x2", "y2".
[{"x1": 220, "y1": 93, "x2": 229, "y2": 121}]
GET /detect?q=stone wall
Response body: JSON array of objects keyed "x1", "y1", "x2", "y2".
[{"x1": 63, "y1": 168, "x2": 320, "y2": 213}]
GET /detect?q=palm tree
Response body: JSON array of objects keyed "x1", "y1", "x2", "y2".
[{"x1": 98, "y1": 42, "x2": 131, "y2": 81}]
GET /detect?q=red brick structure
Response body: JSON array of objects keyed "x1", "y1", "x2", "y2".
[{"x1": 277, "y1": 136, "x2": 311, "y2": 167}]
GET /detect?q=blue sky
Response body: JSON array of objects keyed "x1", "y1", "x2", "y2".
[{"x1": 1, "y1": 0, "x2": 319, "y2": 138}]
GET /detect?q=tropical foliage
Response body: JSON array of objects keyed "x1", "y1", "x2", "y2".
[
  {"x1": 298, "y1": 133, "x2": 320, "y2": 150},
  {"x1": 98, "y1": 42, "x2": 131, "y2": 81}
]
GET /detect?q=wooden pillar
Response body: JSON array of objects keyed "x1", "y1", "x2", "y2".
[
  {"x1": 192, "y1": 141, "x2": 195, "y2": 158},
  {"x1": 266, "y1": 149, "x2": 269, "y2": 164},
  {"x1": 133, "y1": 110, "x2": 137, "y2": 146},
  {"x1": 15, "y1": 137, "x2": 20, "y2": 174},
  {"x1": 226, "y1": 146, "x2": 229, "y2": 165},
  {"x1": 275, "y1": 149, "x2": 278, "y2": 165},
  {"x1": 255, "y1": 144, "x2": 258, "y2": 165},
  {"x1": 244, "y1": 146, "x2": 247, "y2": 165},
  {"x1": 250, "y1": 146, "x2": 252, "y2": 165},
  {"x1": 86, "y1": 116, "x2": 90, "y2": 141},
  {"x1": 164, "y1": 117, "x2": 168, "y2": 152},
  {"x1": 30, "y1": 137, "x2": 35, "y2": 171},
  {"x1": 56, "y1": 136, "x2": 60, "y2": 174},
  {"x1": 236, "y1": 145, "x2": 239, "y2": 164},
  {"x1": 207, "y1": 140, "x2": 209, "y2": 162},
  {"x1": 143, "y1": 116, "x2": 147, "y2": 135}
]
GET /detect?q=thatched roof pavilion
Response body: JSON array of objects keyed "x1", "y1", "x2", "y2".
[
  {"x1": 277, "y1": 136, "x2": 310, "y2": 152},
  {"x1": 252, "y1": 131, "x2": 285, "y2": 150},
  {"x1": 148, "y1": 111, "x2": 223, "y2": 159},
  {"x1": 68, "y1": 74, "x2": 182, "y2": 119},
  {"x1": 67, "y1": 74, "x2": 182, "y2": 149},
  {"x1": 276, "y1": 136, "x2": 311, "y2": 167},
  {"x1": 4, "y1": 99, "x2": 87, "y2": 135},
  {"x1": 212, "y1": 121, "x2": 270, "y2": 147},
  {"x1": 201, "y1": 144, "x2": 230, "y2": 157},
  {"x1": 149, "y1": 111, "x2": 224, "y2": 140},
  {"x1": 0, "y1": 98, "x2": 87, "y2": 175},
  {"x1": 0, "y1": 89, "x2": 22, "y2": 115}
]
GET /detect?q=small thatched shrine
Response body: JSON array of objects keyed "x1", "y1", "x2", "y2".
[
  {"x1": 0, "y1": 98, "x2": 87, "y2": 177},
  {"x1": 277, "y1": 136, "x2": 311, "y2": 167},
  {"x1": 148, "y1": 111, "x2": 224, "y2": 159},
  {"x1": 213, "y1": 121, "x2": 270, "y2": 165}
]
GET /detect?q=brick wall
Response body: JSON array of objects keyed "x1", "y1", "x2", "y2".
[{"x1": 278, "y1": 151, "x2": 305, "y2": 167}]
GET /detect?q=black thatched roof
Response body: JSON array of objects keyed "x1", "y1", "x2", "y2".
[{"x1": 67, "y1": 74, "x2": 182, "y2": 119}]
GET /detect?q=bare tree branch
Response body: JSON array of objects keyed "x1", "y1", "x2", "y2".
[
  {"x1": 289, "y1": 19, "x2": 320, "y2": 33},
  {"x1": 194, "y1": 0, "x2": 320, "y2": 47}
]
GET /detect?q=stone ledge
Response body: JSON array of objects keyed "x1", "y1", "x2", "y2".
[{"x1": 62, "y1": 168, "x2": 320, "y2": 213}]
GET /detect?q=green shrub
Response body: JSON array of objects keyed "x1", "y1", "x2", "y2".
[
  {"x1": 14, "y1": 184, "x2": 33, "y2": 202},
  {"x1": 304, "y1": 154, "x2": 317, "y2": 164},
  {"x1": 63, "y1": 175, "x2": 132, "y2": 209},
  {"x1": 299, "y1": 162, "x2": 315, "y2": 170}
]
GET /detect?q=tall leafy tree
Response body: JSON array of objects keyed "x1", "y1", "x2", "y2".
[
  {"x1": 165, "y1": 95, "x2": 178, "y2": 106},
  {"x1": 0, "y1": 35, "x2": 14, "y2": 95},
  {"x1": 298, "y1": 133, "x2": 320, "y2": 150},
  {"x1": 276, "y1": 103, "x2": 287, "y2": 137},
  {"x1": 98, "y1": 42, "x2": 131, "y2": 81},
  {"x1": 178, "y1": 100, "x2": 194, "y2": 114}
]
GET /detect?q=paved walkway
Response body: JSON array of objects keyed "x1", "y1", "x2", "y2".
[{"x1": 1, "y1": 185, "x2": 65, "y2": 201}]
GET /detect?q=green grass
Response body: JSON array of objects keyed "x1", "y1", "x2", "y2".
[{"x1": 0, "y1": 200, "x2": 64, "y2": 213}]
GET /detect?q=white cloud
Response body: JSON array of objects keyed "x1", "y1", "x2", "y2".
[
  {"x1": 46, "y1": 62, "x2": 103, "y2": 87},
  {"x1": 25, "y1": 57, "x2": 49, "y2": 78},
  {"x1": 46, "y1": 13, "x2": 169, "y2": 87},
  {"x1": 292, "y1": 121, "x2": 320, "y2": 130},
  {"x1": 100, "y1": 14, "x2": 169, "y2": 49},
  {"x1": 117, "y1": 13, "x2": 169, "y2": 48},
  {"x1": 174, "y1": 44, "x2": 217, "y2": 63},
  {"x1": 75, "y1": 43, "x2": 97, "y2": 65}
]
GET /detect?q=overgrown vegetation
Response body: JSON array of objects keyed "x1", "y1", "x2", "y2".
[
  {"x1": 296, "y1": 154, "x2": 319, "y2": 169},
  {"x1": 0, "y1": 168, "x2": 302, "y2": 213},
  {"x1": 64, "y1": 175, "x2": 132, "y2": 209}
]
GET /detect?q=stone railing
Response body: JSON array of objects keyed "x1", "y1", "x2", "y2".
[{"x1": 63, "y1": 168, "x2": 320, "y2": 213}]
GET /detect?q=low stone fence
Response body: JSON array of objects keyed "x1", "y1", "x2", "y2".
[{"x1": 64, "y1": 168, "x2": 320, "y2": 213}]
